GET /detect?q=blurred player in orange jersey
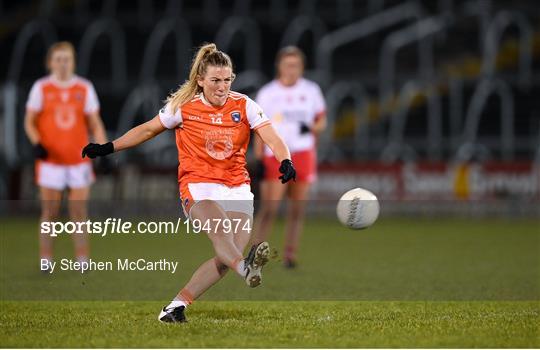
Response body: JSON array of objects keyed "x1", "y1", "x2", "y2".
[
  {"x1": 24, "y1": 42, "x2": 108, "y2": 269},
  {"x1": 82, "y1": 43, "x2": 295, "y2": 323},
  {"x1": 252, "y1": 46, "x2": 327, "y2": 268}
]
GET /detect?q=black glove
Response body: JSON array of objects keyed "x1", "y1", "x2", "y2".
[
  {"x1": 299, "y1": 122, "x2": 311, "y2": 135},
  {"x1": 255, "y1": 159, "x2": 266, "y2": 181},
  {"x1": 82, "y1": 142, "x2": 114, "y2": 159},
  {"x1": 34, "y1": 143, "x2": 48, "y2": 159},
  {"x1": 278, "y1": 159, "x2": 296, "y2": 184}
]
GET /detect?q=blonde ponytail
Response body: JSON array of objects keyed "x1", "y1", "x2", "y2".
[{"x1": 166, "y1": 43, "x2": 234, "y2": 112}]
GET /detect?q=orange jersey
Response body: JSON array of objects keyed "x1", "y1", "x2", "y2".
[
  {"x1": 158, "y1": 91, "x2": 271, "y2": 187},
  {"x1": 26, "y1": 75, "x2": 100, "y2": 165}
]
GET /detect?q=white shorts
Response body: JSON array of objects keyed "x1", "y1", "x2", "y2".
[
  {"x1": 36, "y1": 161, "x2": 95, "y2": 190},
  {"x1": 181, "y1": 182, "x2": 254, "y2": 218}
]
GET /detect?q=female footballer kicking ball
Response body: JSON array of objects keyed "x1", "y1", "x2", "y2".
[
  {"x1": 82, "y1": 43, "x2": 296, "y2": 323},
  {"x1": 24, "y1": 41, "x2": 108, "y2": 268},
  {"x1": 252, "y1": 46, "x2": 326, "y2": 268}
]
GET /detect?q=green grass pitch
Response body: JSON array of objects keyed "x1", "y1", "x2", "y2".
[{"x1": 1, "y1": 216, "x2": 539, "y2": 347}]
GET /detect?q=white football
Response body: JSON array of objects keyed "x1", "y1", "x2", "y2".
[{"x1": 336, "y1": 188, "x2": 380, "y2": 229}]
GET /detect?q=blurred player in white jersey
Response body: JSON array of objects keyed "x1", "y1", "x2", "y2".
[{"x1": 252, "y1": 46, "x2": 327, "y2": 268}]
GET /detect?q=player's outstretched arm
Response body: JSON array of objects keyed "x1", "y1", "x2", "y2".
[
  {"x1": 312, "y1": 112, "x2": 327, "y2": 135},
  {"x1": 112, "y1": 115, "x2": 166, "y2": 151},
  {"x1": 255, "y1": 124, "x2": 296, "y2": 183},
  {"x1": 256, "y1": 124, "x2": 290, "y2": 162},
  {"x1": 82, "y1": 115, "x2": 166, "y2": 159}
]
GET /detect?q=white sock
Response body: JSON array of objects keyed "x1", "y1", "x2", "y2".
[
  {"x1": 168, "y1": 298, "x2": 187, "y2": 310},
  {"x1": 234, "y1": 258, "x2": 246, "y2": 276}
]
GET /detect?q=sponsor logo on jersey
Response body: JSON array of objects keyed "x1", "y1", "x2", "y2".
[{"x1": 231, "y1": 111, "x2": 241, "y2": 123}]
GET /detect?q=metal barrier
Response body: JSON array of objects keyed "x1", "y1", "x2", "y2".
[
  {"x1": 7, "y1": 20, "x2": 57, "y2": 82},
  {"x1": 2, "y1": 83, "x2": 19, "y2": 167},
  {"x1": 463, "y1": 0, "x2": 492, "y2": 45},
  {"x1": 78, "y1": 18, "x2": 127, "y2": 91},
  {"x1": 202, "y1": 0, "x2": 219, "y2": 24},
  {"x1": 535, "y1": 125, "x2": 540, "y2": 164},
  {"x1": 456, "y1": 78, "x2": 515, "y2": 161},
  {"x1": 380, "y1": 80, "x2": 442, "y2": 162},
  {"x1": 299, "y1": 0, "x2": 356, "y2": 22},
  {"x1": 164, "y1": 0, "x2": 183, "y2": 16},
  {"x1": 232, "y1": 70, "x2": 268, "y2": 94},
  {"x1": 4, "y1": 20, "x2": 57, "y2": 166},
  {"x1": 215, "y1": 16, "x2": 262, "y2": 70},
  {"x1": 75, "y1": 0, "x2": 166, "y2": 25},
  {"x1": 268, "y1": 0, "x2": 288, "y2": 25},
  {"x1": 139, "y1": 18, "x2": 192, "y2": 82},
  {"x1": 481, "y1": 10, "x2": 533, "y2": 88},
  {"x1": 102, "y1": 0, "x2": 118, "y2": 18},
  {"x1": 280, "y1": 15, "x2": 327, "y2": 49},
  {"x1": 39, "y1": 0, "x2": 57, "y2": 17},
  {"x1": 316, "y1": 2, "x2": 422, "y2": 82},
  {"x1": 114, "y1": 85, "x2": 166, "y2": 162},
  {"x1": 233, "y1": 0, "x2": 251, "y2": 16},
  {"x1": 116, "y1": 84, "x2": 161, "y2": 138},
  {"x1": 367, "y1": 0, "x2": 386, "y2": 14},
  {"x1": 448, "y1": 77, "x2": 464, "y2": 151},
  {"x1": 378, "y1": 16, "x2": 446, "y2": 109},
  {"x1": 319, "y1": 81, "x2": 370, "y2": 161},
  {"x1": 136, "y1": 0, "x2": 156, "y2": 26},
  {"x1": 336, "y1": 0, "x2": 356, "y2": 23}
]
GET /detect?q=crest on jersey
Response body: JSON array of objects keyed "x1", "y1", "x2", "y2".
[
  {"x1": 54, "y1": 106, "x2": 76, "y2": 130},
  {"x1": 231, "y1": 111, "x2": 241, "y2": 123},
  {"x1": 205, "y1": 130, "x2": 234, "y2": 160}
]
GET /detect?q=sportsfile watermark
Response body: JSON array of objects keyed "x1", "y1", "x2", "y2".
[
  {"x1": 40, "y1": 258, "x2": 179, "y2": 274},
  {"x1": 2, "y1": 199, "x2": 539, "y2": 301},
  {"x1": 40, "y1": 217, "x2": 253, "y2": 237}
]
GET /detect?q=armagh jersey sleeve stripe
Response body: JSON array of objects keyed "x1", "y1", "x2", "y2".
[
  {"x1": 26, "y1": 79, "x2": 45, "y2": 112},
  {"x1": 82, "y1": 80, "x2": 100, "y2": 114},
  {"x1": 161, "y1": 91, "x2": 272, "y2": 187},
  {"x1": 245, "y1": 97, "x2": 270, "y2": 129},
  {"x1": 159, "y1": 103, "x2": 183, "y2": 129}
]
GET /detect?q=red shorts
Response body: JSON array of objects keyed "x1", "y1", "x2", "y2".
[{"x1": 263, "y1": 149, "x2": 317, "y2": 183}]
